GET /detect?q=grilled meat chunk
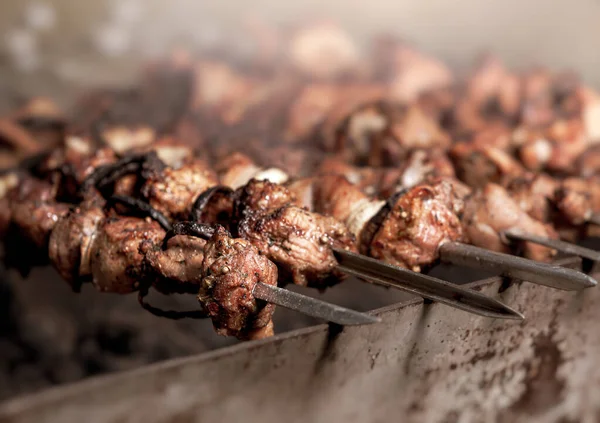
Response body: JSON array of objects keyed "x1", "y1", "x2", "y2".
[
  {"x1": 236, "y1": 184, "x2": 357, "y2": 288},
  {"x1": 365, "y1": 179, "x2": 465, "y2": 271},
  {"x1": 199, "y1": 226, "x2": 276, "y2": 340},
  {"x1": 141, "y1": 159, "x2": 218, "y2": 220},
  {"x1": 462, "y1": 183, "x2": 558, "y2": 262},
  {"x1": 8, "y1": 177, "x2": 69, "y2": 250},
  {"x1": 506, "y1": 173, "x2": 559, "y2": 223},
  {"x1": 554, "y1": 178, "x2": 595, "y2": 225},
  {"x1": 48, "y1": 197, "x2": 105, "y2": 289},
  {"x1": 90, "y1": 217, "x2": 165, "y2": 294},
  {"x1": 142, "y1": 235, "x2": 207, "y2": 295},
  {"x1": 450, "y1": 143, "x2": 524, "y2": 188}
]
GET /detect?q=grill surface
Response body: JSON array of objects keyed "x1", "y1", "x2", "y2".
[{"x1": 1, "y1": 257, "x2": 599, "y2": 423}]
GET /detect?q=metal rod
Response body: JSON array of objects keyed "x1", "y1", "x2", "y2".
[
  {"x1": 332, "y1": 248, "x2": 523, "y2": 320},
  {"x1": 253, "y1": 282, "x2": 381, "y2": 326},
  {"x1": 439, "y1": 242, "x2": 597, "y2": 291},
  {"x1": 502, "y1": 229, "x2": 600, "y2": 262}
]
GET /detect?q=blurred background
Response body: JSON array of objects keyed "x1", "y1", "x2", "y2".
[
  {"x1": 1, "y1": 0, "x2": 600, "y2": 113},
  {"x1": 1, "y1": 0, "x2": 599, "y2": 403}
]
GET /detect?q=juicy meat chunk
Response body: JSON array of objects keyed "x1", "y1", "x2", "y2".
[
  {"x1": 450, "y1": 143, "x2": 524, "y2": 188},
  {"x1": 199, "y1": 226, "x2": 276, "y2": 340},
  {"x1": 518, "y1": 120, "x2": 588, "y2": 174},
  {"x1": 9, "y1": 177, "x2": 69, "y2": 250},
  {"x1": 312, "y1": 174, "x2": 368, "y2": 223},
  {"x1": 554, "y1": 178, "x2": 595, "y2": 225},
  {"x1": 366, "y1": 180, "x2": 465, "y2": 271},
  {"x1": 141, "y1": 159, "x2": 218, "y2": 220},
  {"x1": 234, "y1": 179, "x2": 297, "y2": 219},
  {"x1": 48, "y1": 199, "x2": 105, "y2": 288},
  {"x1": 462, "y1": 183, "x2": 558, "y2": 262},
  {"x1": 578, "y1": 144, "x2": 600, "y2": 177},
  {"x1": 238, "y1": 204, "x2": 356, "y2": 289},
  {"x1": 90, "y1": 217, "x2": 166, "y2": 294},
  {"x1": 142, "y1": 235, "x2": 207, "y2": 295},
  {"x1": 506, "y1": 173, "x2": 559, "y2": 222},
  {"x1": 394, "y1": 149, "x2": 455, "y2": 190}
]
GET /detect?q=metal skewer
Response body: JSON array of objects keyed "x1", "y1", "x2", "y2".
[
  {"x1": 164, "y1": 222, "x2": 381, "y2": 326},
  {"x1": 502, "y1": 229, "x2": 600, "y2": 262},
  {"x1": 253, "y1": 283, "x2": 381, "y2": 326},
  {"x1": 333, "y1": 248, "x2": 523, "y2": 320},
  {"x1": 439, "y1": 242, "x2": 597, "y2": 291}
]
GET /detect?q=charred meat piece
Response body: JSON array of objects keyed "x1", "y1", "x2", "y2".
[
  {"x1": 450, "y1": 142, "x2": 524, "y2": 188},
  {"x1": 90, "y1": 217, "x2": 165, "y2": 294},
  {"x1": 239, "y1": 204, "x2": 356, "y2": 289},
  {"x1": 141, "y1": 158, "x2": 218, "y2": 220},
  {"x1": 48, "y1": 196, "x2": 106, "y2": 290},
  {"x1": 142, "y1": 235, "x2": 207, "y2": 295},
  {"x1": 506, "y1": 173, "x2": 559, "y2": 223},
  {"x1": 8, "y1": 176, "x2": 69, "y2": 250},
  {"x1": 391, "y1": 148, "x2": 455, "y2": 192},
  {"x1": 518, "y1": 119, "x2": 587, "y2": 174},
  {"x1": 366, "y1": 179, "x2": 465, "y2": 271},
  {"x1": 199, "y1": 226, "x2": 276, "y2": 340},
  {"x1": 554, "y1": 178, "x2": 595, "y2": 225},
  {"x1": 462, "y1": 183, "x2": 558, "y2": 262},
  {"x1": 233, "y1": 180, "x2": 357, "y2": 288}
]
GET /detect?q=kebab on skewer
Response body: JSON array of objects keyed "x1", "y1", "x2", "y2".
[{"x1": 22, "y1": 145, "x2": 521, "y2": 320}]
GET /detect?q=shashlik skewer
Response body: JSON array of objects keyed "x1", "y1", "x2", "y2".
[
  {"x1": 321, "y1": 151, "x2": 600, "y2": 263},
  {"x1": 85, "y1": 151, "x2": 523, "y2": 319}
]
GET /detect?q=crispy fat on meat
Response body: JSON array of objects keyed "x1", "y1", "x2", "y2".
[
  {"x1": 90, "y1": 217, "x2": 165, "y2": 294},
  {"x1": 366, "y1": 180, "x2": 464, "y2": 272},
  {"x1": 462, "y1": 183, "x2": 558, "y2": 262},
  {"x1": 199, "y1": 226, "x2": 276, "y2": 340}
]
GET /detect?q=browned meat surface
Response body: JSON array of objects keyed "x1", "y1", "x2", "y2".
[
  {"x1": 506, "y1": 173, "x2": 559, "y2": 222},
  {"x1": 8, "y1": 177, "x2": 69, "y2": 250},
  {"x1": 234, "y1": 179, "x2": 297, "y2": 217},
  {"x1": 315, "y1": 156, "x2": 394, "y2": 196},
  {"x1": 238, "y1": 203, "x2": 356, "y2": 289},
  {"x1": 450, "y1": 143, "x2": 524, "y2": 188},
  {"x1": 142, "y1": 235, "x2": 207, "y2": 295},
  {"x1": 366, "y1": 180, "x2": 464, "y2": 271},
  {"x1": 141, "y1": 159, "x2": 217, "y2": 220},
  {"x1": 388, "y1": 105, "x2": 451, "y2": 152},
  {"x1": 518, "y1": 120, "x2": 587, "y2": 174},
  {"x1": 554, "y1": 178, "x2": 594, "y2": 225},
  {"x1": 577, "y1": 144, "x2": 600, "y2": 177},
  {"x1": 312, "y1": 174, "x2": 369, "y2": 223},
  {"x1": 462, "y1": 183, "x2": 558, "y2": 262},
  {"x1": 393, "y1": 149, "x2": 455, "y2": 190},
  {"x1": 217, "y1": 152, "x2": 261, "y2": 189},
  {"x1": 199, "y1": 226, "x2": 276, "y2": 340},
  {"x1": 48, "y1": 198, "x2": 105, "y2": 288},
  {"x1": 90, "y1": 217, "x2": 165, "y2": 294}
]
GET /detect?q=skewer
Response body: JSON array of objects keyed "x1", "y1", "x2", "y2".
[
  {"x1": 252, "y1": 283, "x2": 381, "y2": 326},
  {"x1": 333, "y1": 248, "x2": 523, "y2": 320},
  {"x1": 166, "y1": 220, "x2": 522, "y2": 320},
  {"x1": 502, "y1": 229, "x2": 600, "y2": 262},
  {"x1": 439, "y1": 242, "x2": 597, "y2": 291},
  {"x1": 162, "y1": 221, "x2": 380, "y2": 326}
]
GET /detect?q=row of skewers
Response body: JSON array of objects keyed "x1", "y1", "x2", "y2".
[
  {"x1": 0, "y1": 132, "x2": 598, "y2": 340},
  {"x1": 3, "y1": 22, "x2": 600, "y2": 341}
]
